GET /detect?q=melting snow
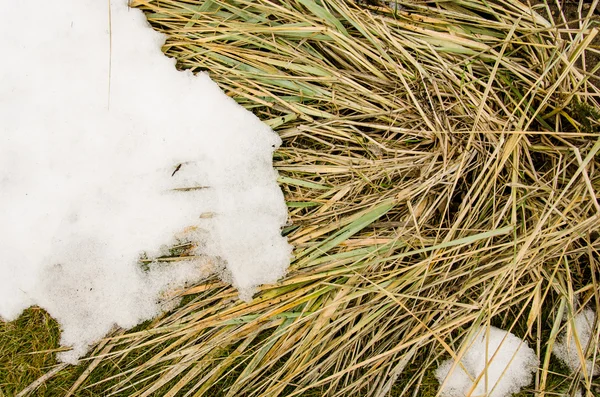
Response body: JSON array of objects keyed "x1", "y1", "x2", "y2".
[
  {"x1": 553, "y1": 308, "x2": 599, "y2": 378},
  {"x1": 0, "y1": 0, "x2": 290, "y2": 363},
  {"x1": 435, "y1": 326, "x2": 539, "y2": 397}
]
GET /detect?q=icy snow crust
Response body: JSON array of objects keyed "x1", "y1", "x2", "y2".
[
  {"x1": 435, "y1": 326, "x2": 539, "y2": 397},
  {"x1": 0, "y1": 0, "x2": 290, "y2": 363},
  {"x1": 553, "y1": 308, "x2": 599, "y2": 377}
]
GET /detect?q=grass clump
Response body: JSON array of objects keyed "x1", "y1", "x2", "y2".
[{"x1": 2, "y1": 0, "x2": 600, "y2": 396}]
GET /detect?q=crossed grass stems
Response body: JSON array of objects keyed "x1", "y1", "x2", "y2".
[{"x1": 7, "y1": 0, "x2": 600, "y2": 396}]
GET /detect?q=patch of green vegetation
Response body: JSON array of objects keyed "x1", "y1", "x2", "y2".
[
  {"x1": 571, "y1": 100, "x2": 600, "y2": 133},
  {"x1": 0, "y1": 308, "x2": 61, "y2": 396}
]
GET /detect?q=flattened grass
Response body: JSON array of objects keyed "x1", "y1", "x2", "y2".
[{"x1": 2, "y1": 0, "x2": 600, "y2": 396}]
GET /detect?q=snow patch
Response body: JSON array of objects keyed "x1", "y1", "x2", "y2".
[
  {"x1": 553, "y1": 308, "x2": 599, "y2": 378},
  {"x1": 435, "y1": 326, "x2": 539, "y2": 397},
  {"x1": 0, "y1": 0, "x2": 290, "y2": 363}
]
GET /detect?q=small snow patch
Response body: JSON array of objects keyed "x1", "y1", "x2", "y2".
[
  {"x1": 435, "y1": 326, "x2": 539, "y2": 397},
  {"x1": 553, "y1": 308, "x2": 599, "y2": 377}
]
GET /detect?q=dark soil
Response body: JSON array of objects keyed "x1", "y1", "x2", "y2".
[{"x1": 539, "y1": 0, "x2": 600, "y2": 83}]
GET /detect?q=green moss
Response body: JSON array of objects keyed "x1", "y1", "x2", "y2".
[
  {"x1": 571, "y1": 100, "x2": 600, "y2": 133},
  {"x1": 0, "y1": 308, "x2": 61, "y2": 396}
]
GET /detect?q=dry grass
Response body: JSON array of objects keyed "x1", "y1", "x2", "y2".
[{"x1": 3, "y1": 0, "x2": 600, "y2": 396}]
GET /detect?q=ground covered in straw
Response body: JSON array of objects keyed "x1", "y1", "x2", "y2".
[{"x1": 1, "y1": 0, "x2": 599, "y2": 396}]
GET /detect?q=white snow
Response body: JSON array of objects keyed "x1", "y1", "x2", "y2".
[
  {"x1": 0, "y1": 0, "x2": 290, "y2": 363},
  {"x1": 553, "y1": 308, "x2": 599, "y2": 377},
  {"x1": 435, "y1": 326, "x2": 539, "y2": 397}
]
